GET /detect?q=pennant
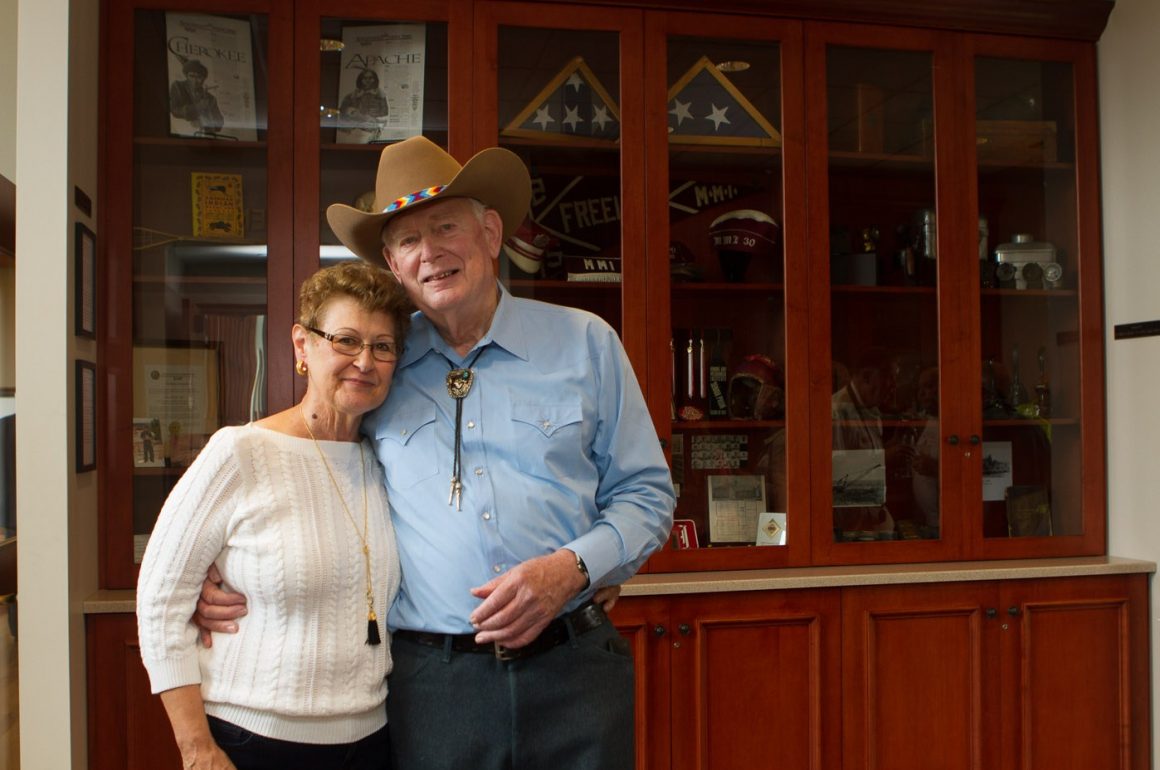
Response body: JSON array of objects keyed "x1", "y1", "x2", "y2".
[
  {"x1": 502, "y1": 57, "x2": 620, "y2": 144},
  {"x1": 667, "y1": 56, "x2": 780, "y2": 147}
]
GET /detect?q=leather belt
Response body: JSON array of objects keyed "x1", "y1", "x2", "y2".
[{"x1": 394, "y1": 601, "x2": 606, "y2": 661}]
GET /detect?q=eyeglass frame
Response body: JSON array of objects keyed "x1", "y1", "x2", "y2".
[{"x1": 305, "y1": 326, "x2": 402, "y2": 362}]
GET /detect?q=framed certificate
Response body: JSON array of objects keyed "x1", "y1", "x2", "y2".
[{"x1": 707, "y1": 474, "x2": 766, "y2": 544}]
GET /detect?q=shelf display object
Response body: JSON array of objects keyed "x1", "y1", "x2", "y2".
[
  {"x1": 494, "y1": 23, "x2": 626, "y2": 334},
  {"x1": 664, "y1": 35, "x2": 788, "y2": 556},
  {"x1": 123, "y1": 9, "x2": 278, "y2": 569},
  {"x1": 974, "y1": 55, "x2": 1083, "y2": 544},
  {"x1": 824, "y1": 45, "x2": 941, "y2": 546}
]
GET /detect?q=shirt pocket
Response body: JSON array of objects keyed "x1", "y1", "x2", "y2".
[
  {"x1": 511, "y1": 400, "x2": 584, "y2": 480},
  {"x1": 372, "y1": 405, "x2": 440, "y2": 489}
]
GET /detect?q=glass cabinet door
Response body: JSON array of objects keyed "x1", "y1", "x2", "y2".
[
  {"x1": 477, "y1": 2, "x2": 645, "y2": 339},
  {"x1": 807, "y1": 27, "x2": 958, "y2": 565},
  {"x1": 104, "y1": 4, "x2": 292, "y2": 582},
  {"x1": 971, "y1": 41, "x2": 1104, "y2": 556},
  {"x1": 644, "y1": 14, "x2": 805, "y2": 570}
]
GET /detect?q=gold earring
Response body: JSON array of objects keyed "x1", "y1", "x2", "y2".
[{"x1": 295, "y1": 360, "x2": 308, "y2": 376}]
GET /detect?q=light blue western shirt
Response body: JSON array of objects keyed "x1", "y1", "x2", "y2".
[{"x1": 363, "y1": 285, "x2": 675, "y2": 634}]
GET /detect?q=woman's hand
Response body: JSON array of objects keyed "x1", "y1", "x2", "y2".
[
  {"x1": 159, "y1": 686, "x2": 238, "y2": 770},
  {"x1": 177, "y1": 740, "x2": 237, "y2": 770},
  {"x1": 593, "y1": 584, "x2": 621, "y2": 613}
]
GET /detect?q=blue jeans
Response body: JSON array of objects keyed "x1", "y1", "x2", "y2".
[
  {"x1": 387, "y1": 618, "x2": 634, "y2": 770},
  {"x1": 207, "y1": 716, "x2": 389, "y2": 770}
]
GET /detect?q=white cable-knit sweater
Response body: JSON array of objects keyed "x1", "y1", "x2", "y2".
[{"x1": 137, "y1": 424, "x2": 401, "y2": 745}]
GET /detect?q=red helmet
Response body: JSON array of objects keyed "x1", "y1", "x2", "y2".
[
  {"x1": 709, "y1": 209, "x2": 779, "y2": 258},
  {"x1": 727, "y1": 354, "x2": 785, "y2": 419},
  {"x1": 503, "y1": 216, "x2": 557, "y2": 275}
]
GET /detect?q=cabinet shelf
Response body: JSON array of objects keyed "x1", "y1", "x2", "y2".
[
  {"x1": 672, "y1": 419, "x2": 785, "y2": 430},
  {"x1": 134, "y1": 136, "x2": 267, "y2": 151},
  {"x1": 982, "y1": 288, "x2": 1078, "y2": 298},
  {"x1": 983, "y1": 417, "x2": 1077, "y2": 427},
  {"x1": 673, "y1": 282, "x2": 783, "y2": 294},
  {"x1": 831, "y1": 284, "x2": 936, "y2": 295}
]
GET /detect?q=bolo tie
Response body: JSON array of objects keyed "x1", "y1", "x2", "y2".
[{"x1": 445, "y1": 347, "x2": 486, "y2": 510}]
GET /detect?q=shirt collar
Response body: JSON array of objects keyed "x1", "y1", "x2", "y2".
[{"x1": 398, "y1": 282, "x2": 530, "y2": 369}]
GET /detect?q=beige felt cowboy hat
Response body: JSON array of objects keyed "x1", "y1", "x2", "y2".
[{"x1": 326, "y1": 136, "x2": 531, "y2": 265}]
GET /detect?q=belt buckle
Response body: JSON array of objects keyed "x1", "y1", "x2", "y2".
[{"x1": 494, "y1": 642, "x2": 517, "y2": 661}]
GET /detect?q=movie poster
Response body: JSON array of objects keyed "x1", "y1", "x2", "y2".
[
  {"x1": 165, "y1": 13, "x2": 257, "y2": 141},
  {"x1": 336, "y1": 24, "x2": 426, "y2": 144}
]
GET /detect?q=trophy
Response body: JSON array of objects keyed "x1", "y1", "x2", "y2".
[{"x1": 1009, "y1": 344, "x2": 1029, "y2": 413}]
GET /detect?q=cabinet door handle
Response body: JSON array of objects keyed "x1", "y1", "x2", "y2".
[
  {"x1": 1007, "y1": 606, "x2": 1021, "y2": 617},
  {"x1": 985, "y1": 607, "x2": 998, "y2": 619},
  {"x1": 947, "y1": 434, "x2": 960, "y2": 446},
  {"x1": 678, "y1": 623, "x2": 692, "y2": 636},
  {"x1": 653, "y1": 625, "x2": 667, "y2": 638}
]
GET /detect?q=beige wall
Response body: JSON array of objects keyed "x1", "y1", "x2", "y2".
[
  {"x1": 1098, "y1": 0, "x2": 1160, "y2": 765},
  {"x1": 0, "y1": 0, "x2": 16, "y2": 181},
  {"x1": 15, "y1": 0, "x2": 100, "y2": 767}
]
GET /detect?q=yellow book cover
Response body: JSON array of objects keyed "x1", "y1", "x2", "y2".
[{"x1": 191, "y1": 172, "x2": 244, "y2": 238}]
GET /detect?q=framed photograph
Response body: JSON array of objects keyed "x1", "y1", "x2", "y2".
[
  {"x1": 74, "y1": 222, "x2": 96, "y2": 338},
  {"x1": 707, "y1": 474, "x2": 766, "y2": 544},
  {"x1": 132, "y1": 343, "x2": 221, "y2": 468},
  {"x1": 132, "y1": 417, "x2": 165, "y2": 468},
  {"x1": 831, "y1": 448, "x2": 886, "y2": 508},
  {"x1": 981, "y1": 441, "x2": 1013, "y2": 502},
  {"x1": 75, "y1": 360, "x2": 96, "y2": 472}
]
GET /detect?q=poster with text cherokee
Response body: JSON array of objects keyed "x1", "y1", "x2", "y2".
[{"x1": 165, "y1": 13, "x2": 257, "y2": 141}]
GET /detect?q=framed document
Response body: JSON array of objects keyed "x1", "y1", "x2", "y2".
[
  {"x1": 75, "y1": 360, "x2": 97, "y2": 472},
  {"x1": 74, "y1": 223, "x2": 96, "y2": 338},
  {"x1": 132, "y1": 344, "x2": 221, "y2": 467},
  {"x1": 707, "y1": 474, "x2": 766, "y2": 544}
]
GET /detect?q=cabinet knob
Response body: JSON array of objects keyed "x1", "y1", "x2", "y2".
[
  {"x1": 1007, "y1": 606, "x2": 1021, "y2": 617},
  {"x1": 678, "y1": 623, "x2": 692, "y2": 636},
  {"x1": 653, "y1": 624, "x2": 667, "y2": 638},
  {"x1": 969, "y1": 434, "x2": 981, "y2": 445},
  {"x1": 985, "y1": 607, "x2": 998, "y2": 619},
  {"x1": 947, "y1": 434, "x2": 960, "y2": 446},
  {"x1": 659, "y1": 438, "x2": 669, "y2": 449}
]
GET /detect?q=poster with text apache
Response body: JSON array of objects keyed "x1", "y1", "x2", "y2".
[
  {"x1": 336, "y1": 24, "x2": 426, "y2": 144},
  {"x1": 502, "y1": 57, "x2": 620, "y2": 145},
  {"x1": 165, "y1": 13, "x2": 257, "y2": 141}
]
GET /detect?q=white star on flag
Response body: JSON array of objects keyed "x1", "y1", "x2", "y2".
[
  {"x1": 563, "y1": 104, "x2": 583, "y2": 131},
  {"x1": 566, "y1": 72, "x2": 586, "y2": 92},
  {"x1": 533, "y1": 106, "x2": 555, "y2": 130},
  {"x1": 592, "y1": 104, "x2": 612, "y2": 131},
  {"x1": 669, "y1": 99, "x2": 693, "y2": 126},
  {"x1": 706, "y1": 104, "x2": 731, "y2": 131}
]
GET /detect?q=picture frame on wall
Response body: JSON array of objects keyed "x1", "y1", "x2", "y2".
[
  {"x1": 74, "y1": 222, "x2": 96, "y2": 338},
  {"x1": 76, "y1": 359, "x2": 97, "y2": 472}
]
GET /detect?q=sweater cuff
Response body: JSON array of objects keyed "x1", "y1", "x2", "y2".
[{"x1": 143, "y1": 653, "x2": 203, "y2": 695}]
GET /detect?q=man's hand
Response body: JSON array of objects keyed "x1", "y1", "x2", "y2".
[
  {"x1": 193, "y1": 564, "x2": 248, "y2": 648},
  {"x1": 469, "y1": 549, "x2": 588, "y2": 648}
]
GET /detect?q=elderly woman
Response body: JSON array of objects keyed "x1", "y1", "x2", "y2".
[{"x1": 137, "y1": 261, "x2": 412, "y2": 770}]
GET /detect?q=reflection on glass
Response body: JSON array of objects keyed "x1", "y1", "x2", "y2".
[
  {"x1": 666, "y1": 36, "x2": 785, "y2": 549},
  {"x1": 496, "y1": 26, "x2": 623, "y2": 332},
  {"x1": 975, "y1": 57, "x2": 1079, "y2": 539},
  {"x1": 132, "y1": 10, "x2": 271, "y2": 560},
  {"x1": 826, "y1": 46, "x2": 939, "y2": 543}
]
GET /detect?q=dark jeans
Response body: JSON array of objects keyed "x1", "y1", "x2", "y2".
[
  {"x1": 207, "y1": 716, "x2": 389, "y2": 770},
  {"x1": 387, "y1": 616, "x2": 634, "y2": 770}
]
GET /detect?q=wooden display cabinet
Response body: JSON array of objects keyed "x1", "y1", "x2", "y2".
[
  {"x1": 842, "y1": 574, "x2": 1149, "y2": 770},
  {"x1": 90, "y1": 1, "x2": 1134, "y2": 768}
]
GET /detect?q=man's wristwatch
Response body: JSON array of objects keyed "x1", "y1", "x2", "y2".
[{"x1": 575, "y1": 552, "x2": 591, "y2": 590}]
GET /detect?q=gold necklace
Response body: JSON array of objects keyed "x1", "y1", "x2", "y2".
[{"x1": 300, "y1": 405, "x2": 381, "y2": 646}]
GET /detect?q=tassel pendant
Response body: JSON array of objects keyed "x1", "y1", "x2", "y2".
[{"x1": 366, "y1": 610, "x2": 382, "y2": 646}]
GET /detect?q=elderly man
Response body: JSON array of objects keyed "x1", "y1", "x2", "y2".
[{"x1": 199, "y1": 136, "x2": 675, "y2": 770}]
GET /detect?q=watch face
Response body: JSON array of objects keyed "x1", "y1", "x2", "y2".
[
  {"x1": 995, "y1": 262, "x2": 1017, "y2": 280},
  {"x1": 1043, "y1": 262, "x2": 1063, "y2": 282}
]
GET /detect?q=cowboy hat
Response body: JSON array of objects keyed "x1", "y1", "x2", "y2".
[{"x1": 326, "y1": 136, "x2": 531, "y2": 265}]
